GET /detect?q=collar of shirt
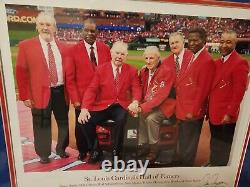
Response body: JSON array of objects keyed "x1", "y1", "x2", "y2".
[
  {"x1": 222, "y1": 51, "x2": 233, "y2": 63},
  {"x1": 193, "y1": 46, "x2": 205, "y2": 62},
  {"x1": 147, "y1": 69, "x2": 157, "y2": 87},
  {"x1": 84, "y1": 40, "x2": 98, "y2": 64},
  {"x1": 174, "y1": 48, "x2": 185, "y2": 68},
  {"x1": 111, "y1": 63, "x2": 122, "y2": 78},
  {"x1": 38, "y1": 35, "x2": 64, "y2": 86},
  {"x1": 39, "y1": 35, "x2": 56, "y2": 48}
]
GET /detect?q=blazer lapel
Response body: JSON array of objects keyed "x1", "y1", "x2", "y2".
[
  {"x1": 118, "y1": 64, "x2": 128, "y2": 92},
  {"x1": 34, "y1": 37, "x2": 49, "y2": 73},
  {"x1": 212, "y1": 51, "x2": 238, "y2": 89},
  {"x1": 177, "y1": 49, "x2": 193, "y2": 81},
  {"x1": 96, "y1": 42, "x2": 103, "y2": 65},
  {"x1": 80, "y1": 42, "x2": 96, "y2": 72}
]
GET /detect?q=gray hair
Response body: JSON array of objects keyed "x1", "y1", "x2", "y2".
[
  {"x1": 169, "y1": 32, "x2": 185, "y2": 43},
  {"x1": 36, "y1": 12, "x2": 56, "y2": 27},
  {"x1": 111, "y1": 41, "x2": 128, "y2": 55},
  {"x1": 143, "y1": 46, "x2": 160, "y2": 57},
  {"x1": 222, "y1": 30, "x2": 237, "y2": 42}
]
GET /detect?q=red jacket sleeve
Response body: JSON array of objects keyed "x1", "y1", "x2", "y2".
[
  {"x1": 81, "y1": 70, "x2": 100, "y2": 110},
  {"x1": 64, "y1": 47, "x2": 81, "y2": 104},
  {"x1": 131, "y1": 68, "x2": 142, "y2": 102},
  {"x1": 16, "y1": 42, "x2": 31, "y2": 101},
  {"x1": 226, "y1": 59, "x2": 249, "y2": 118},
  {"x1": 141, "y1": 65, "x2": 175, "y2": 113}
]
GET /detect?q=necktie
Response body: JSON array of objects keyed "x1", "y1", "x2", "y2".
[
  {"x1": 175, "y1": 56, "x2": 180, "y2": 76},
  {"x1": 221, "y1": 57, "x2": 224, "y2": 63},
  {"x1": 115, "y1": 67, "x2": 120, "y2": 91},
  {"x1": 90, "y1": 46, "x2": 97, "y2": 67},
  {"x1": 145, "y1": 71, "x2": 154, "y2": 101},
  {"x1": 47, "y1": 43, "x2": 58, "y2": 86}
]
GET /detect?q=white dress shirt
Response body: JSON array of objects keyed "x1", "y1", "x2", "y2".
[
  {"x1": 111, "y1": 63, "x2": 122, "y2": 79},
  {"x1": 193, "y1": 46, "x2": 206, "y2": 62},
  {"x1": 39, "y1": 35, "x2": 63, "y2": 86},
  {"x1": 84, "y1": 40, "x2": 99, "y2": 65},
  {"x1": 222, "y1": 51, "x2": 233, "y2": 63},
  {"x1": 174, "y1": 48, "x2": 185, "y2": 69}
]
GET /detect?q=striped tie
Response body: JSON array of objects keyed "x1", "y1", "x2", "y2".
[
  {"x1": 47, "y1": 43, "x2": 58, "y2": 86},
  {"x1": 115, "y1": 67, "x2": 120, "y2": 91},
  {"x1": 90, "y1": 46, "x2": 97, "y2": 67},
  {"x1": 175, "y1": 55, "x2": 180, "y2": 76}
]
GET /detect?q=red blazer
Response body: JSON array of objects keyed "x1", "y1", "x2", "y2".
[
  {"x1": 209, "y1": 50, "x2": 249, "y2": 125},
  {"x1": 166, "y1": 48, "x2": 215, "y2": 120},
  {"x1": 65, "y1": 41, "x2": 111, "y2": 104},
  {"x1": 16, "y1": 37, "x2": 69, "y2": 109},
  {"x1": 81, "y1": 63, "x2": 141, "y2": 111},
  {"x1": 139, "y1": 62, "x2": 175, "y2": 117}
]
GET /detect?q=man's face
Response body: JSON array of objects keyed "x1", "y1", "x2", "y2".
[
  {"x1": 144, "y1": 52, "x2": 159, "y2": 71},
  {"x1": 83, "y1": 23, "x2": 97, "y2": 45},
  {"x1": 111, "y1": 48, "x2": 127, "y2": 67},
  {"x1": 36, "y1": 17, "x2": 56, "y2": 42},
  {"x1": 188, "y1": 32, "x2": 205, "y2": 54},
  {"x1": 219, "y1": 33, "x2": 236, "y2": 57},
  {"x1": 169, "y1": 35, "x2": 184, "y2": 55}
]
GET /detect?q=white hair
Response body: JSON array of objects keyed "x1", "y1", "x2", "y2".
[
  {"x1": 36, "y1": 12, "x2": 56, "y2": 27},
  {"x1": 111, "y1": 41, "x2": 128, "y2": 55},
  {"x1": 143, "y1": 46, "x2": 160, "y2": 57},
  {"x1": 169, "y1": 32, "x2": 185, "y2": 43}
]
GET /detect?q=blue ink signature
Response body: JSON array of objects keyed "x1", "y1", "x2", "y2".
[{"x1": 199, "y1": 173, "x2": 228, "y2": 187}]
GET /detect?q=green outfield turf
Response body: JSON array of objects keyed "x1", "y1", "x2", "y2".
[
  {"x1": 9, "y1": 45, "x2": 250, "y2": 85},
  {"x1": 10, "y1": 46, "x2": 250, "y2": 71},
  {"x1": 9, "y1": 30, "x2": 37, "y2": 41}
]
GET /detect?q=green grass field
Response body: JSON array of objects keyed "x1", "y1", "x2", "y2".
[
  {"x1": 9, "y1": 30, "x2": 37, "y2": 41},
  {"x1": 10, "y1": 46, "x2": 249, "y2": 71}
]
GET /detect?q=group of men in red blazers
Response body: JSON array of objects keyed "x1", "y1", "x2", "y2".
[
  {"x1": 16, "y1": 11, "x2": 249, "y2": 166},
  {"x1": 163, "y1": 29, "x2": 249, "y2": 166}
]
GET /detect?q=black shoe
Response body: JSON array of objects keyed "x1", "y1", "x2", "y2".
[
  {"x1": 132, "y1": 145, "x2": 149, "y2": 158},
  {"x1": 112, "y1": 149, "x2": 122, "y2": 159},
  {"x1": 57, "y1": 152, "x2": 69, "y2": 158},
  {"x1": 39, "y1": 157, "x2": 50, "y2": 164},
  {"x1": 77, "y1": 153, "x2": 87, "y2": 161},
  {"x1": 89, "y1": 150, "x2": 103, "y2": 163}
]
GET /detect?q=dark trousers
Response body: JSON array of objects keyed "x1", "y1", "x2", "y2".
[
  {"x1": 178, "y1": 118, "x2": 204, "y2": 166},
  {"x1": 209, "y1": 122, "x2": 236, "y2": 166},
  {"x1": 82, "y1": 103, "x2": 128, "y2": 154},
  {"x1": 31, "y1": 86, "x2": 69, "y2": 158},
  {"x1": 75, "y1": 108, "x2": 89, "y2": 154}
]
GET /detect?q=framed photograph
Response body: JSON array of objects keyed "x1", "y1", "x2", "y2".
[{"x1": 0, "y1": 0, "x2": 249, "y2": 186}]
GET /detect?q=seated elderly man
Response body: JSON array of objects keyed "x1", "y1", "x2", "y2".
[
  {"x1": 78, "y1": 41, "x2": 141, "y2": 163},
  {"x1": 130, "y1": 46, "x2": 175, "y2": 163}
]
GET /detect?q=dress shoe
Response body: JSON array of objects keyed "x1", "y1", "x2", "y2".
[
  {"x1": 145, "y1": 143, "x2": 159, "y2": 164},
  {"x1": 39, "y1": 157, "x2": 50, "y2": 164},
  {"x1": 57, "y1": 152, "x2": 69, "y2": 158},
  {"x1": 77, "y1": 153, "x2": 87, "y2": 161},
  {"x1": 132, "y1": 144, "x2": 149, "y2": 158},
  {"x1": 112, "y1": 149, "x2": 122, "y2": 160},
  {"x1": 89, "y1": 150, "x2": 103, "y2": 163}
]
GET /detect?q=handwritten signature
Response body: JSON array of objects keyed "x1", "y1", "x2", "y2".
[{"x1": 199, "y1": 173, "x2": 228, "y2": 187}]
